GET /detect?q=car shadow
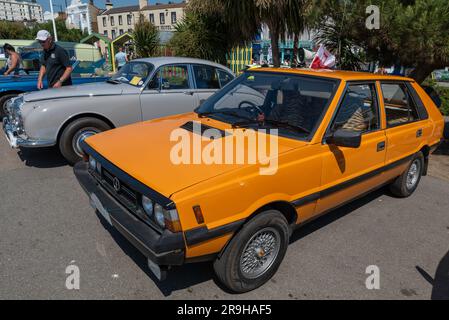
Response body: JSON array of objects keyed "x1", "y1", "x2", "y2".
[
  {"x1": 17, "y1": 146, "x2": 68, "y2": 168},
  {"x1": 96, "y1": 188, "x2": 388, "y2": 296},
  {"x1": 415, "y1": 249, "x2": 449, "y2": 300}
]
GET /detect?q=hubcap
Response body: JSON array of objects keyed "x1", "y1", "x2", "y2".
[
  {"x1": 72, "y1": 129, "x2": 99, "y2": 157},
  {"x1": 406, "y1": 159, "x2": 421, "y2": 190},
  {"x1": 239, "y1": 227, "x2": 281, "y2": 279}
]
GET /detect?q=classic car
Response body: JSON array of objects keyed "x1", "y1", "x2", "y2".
[
  {"x1": 74, "y1": 68, "x2": 444, "y2": 293},
  {"x1": 3, "y1": 57, "x2": 234, "y2": 164},
  {"x1": 0, "y1": 59, "x2": 110, "y2": 118}
]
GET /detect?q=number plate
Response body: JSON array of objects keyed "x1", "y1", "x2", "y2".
[{"x1": 90, "y1": 193, "x2": 112, "y2": 226}]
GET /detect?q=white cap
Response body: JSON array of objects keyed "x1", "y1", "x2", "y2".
[{"x1": 36, "y1": 30, "x2": 51, "y2": 41}]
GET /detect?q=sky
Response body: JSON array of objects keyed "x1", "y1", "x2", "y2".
[{"x1": 37, "y1": 0, "x2": 176, "y2": 12}]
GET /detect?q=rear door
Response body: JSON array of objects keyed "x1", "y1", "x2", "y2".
[
  {"x1": 380, "y1": 82, "x2": 431, "y2": 173},
  {"x1": 140, "y1": 64, "x2": 196, "y2": 120},
  {"x1": 316, "y1": 82, "x2": 387, "y2": 214}
]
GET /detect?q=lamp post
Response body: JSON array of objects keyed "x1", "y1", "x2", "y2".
[{"x1": 49, "y1": 0, "x2": 58, "y2": 42}]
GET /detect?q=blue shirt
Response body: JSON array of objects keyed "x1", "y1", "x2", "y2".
[{"x1": 115, "y1": 52, "x2": 127, "y2": 67}]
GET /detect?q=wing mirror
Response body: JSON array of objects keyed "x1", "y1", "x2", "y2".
[{"x1": 327, "y1": 129, "x2": 362, "y2": 148}]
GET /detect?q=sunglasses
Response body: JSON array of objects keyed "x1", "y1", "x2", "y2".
[{"x1": 38, "y1": 40, "x2": 48, "y2": 44}]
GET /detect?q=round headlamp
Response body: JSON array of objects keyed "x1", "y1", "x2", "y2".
[
  {"x1": 142, "y1": 196, "x2": 154, "y2": 217},
  {"x1": 154, "y1": 204, "x2": 166, "y2": 228}
]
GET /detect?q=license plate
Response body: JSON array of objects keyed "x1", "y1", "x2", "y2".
[{"x1": 90, "y1": 193, "x2": 112, "y2": 226}]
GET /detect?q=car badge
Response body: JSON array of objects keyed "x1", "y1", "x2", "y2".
[{"x1": 113, "y1": 177, "x2": 121, "y2": 192}]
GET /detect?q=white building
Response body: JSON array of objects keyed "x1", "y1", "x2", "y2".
[
  {"x1": 0, "y1": 0, "x2": 43, "y2": 22},
  {"x1": 66, "y1": 0, "x2": 101, "y2": 35},
  {"x1": 43, "y1": 10, "x2": 59, "y2": 22}
]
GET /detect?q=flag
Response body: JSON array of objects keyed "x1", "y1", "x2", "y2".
[{"x1": 310, "y1": 44, "x2": 336, "y2": 69}]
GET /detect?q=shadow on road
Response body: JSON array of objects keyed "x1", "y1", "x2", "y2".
[
  {"x1": 416, "y1": 249, "x2": 449, "y2": 300},
  {"x1": 96, "y1": 187, "x2": 389, "y2": 296},
  {"x1": 17, "y1": 146, "x2": 68, "y2": 168}
]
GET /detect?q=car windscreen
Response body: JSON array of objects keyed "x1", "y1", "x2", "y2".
[
  {"x1": 197, "y1": 71, "x2": 339, "y2": 139},
  {"x1": 110, "y1": 62, "x2": 154, "y2": 87}
]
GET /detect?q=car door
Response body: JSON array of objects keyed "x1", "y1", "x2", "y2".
[
  {"x1": 379, "y1": 82, "x2": 431, "y2": 172},
  {"x1": 192, "y1": 64, "x2": 234, "y2": 106},
  {"x1": 139, "y1": 64, "x2": 196, "y2": 121},
  {"x1": 316, "y1": 82, "x2": 387, "y2": 214}
]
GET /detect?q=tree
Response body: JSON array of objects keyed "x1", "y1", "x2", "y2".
[
  {"x1": 133, "y1": 19, "x2": 159, "y2": 58},
  {"x1": 0, "y1": 21, "x2": 28, "y2": 39},
  {"x1": 169, "y1": 11, "x2": 230, "y2": 64},
  {"x1": 25, "y1": 19, "x2": 88, "y2": 42},
  {"x1": 314, "y1": 0, "x2": 449, "y2": 83},
  {"x1": 191, "y1": 0, "x2": 307, "y2": 68}
]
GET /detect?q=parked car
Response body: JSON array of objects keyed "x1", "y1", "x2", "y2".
[
  {"x1": 0, "y1": 59, "x2": 110, "y2": 117},
  {"x1": 3, "y1": 57, "x2": 235, "y2": 164},
  {"x1": 74, "y1": 68, "x2": 444, "y2": 292}
]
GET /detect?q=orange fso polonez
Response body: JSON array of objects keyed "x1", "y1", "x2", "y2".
[{"x1": 74, "y1": 68, "x2": 445, "y2": 293}]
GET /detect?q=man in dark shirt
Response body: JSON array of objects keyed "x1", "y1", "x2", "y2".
[{"x1": 36, "y1": 30, "x2": 73, "y2": 89}]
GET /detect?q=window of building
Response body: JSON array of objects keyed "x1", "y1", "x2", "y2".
[
  {"x1": 110, "y1": 16, "x2": 115, "y2": 26},
  {"x1": 111, "y1": 29, "x2": 116, "y2": 39},
  {"x1": 149, "y1": 13, "x2": 154, "y2": 24},
  {"x1": 104, "y1": 30, "x2": 108, "y2": 37},
  {"x1": 102, "y1": 17, "x2": 106, "y2": 27},
  {"x1": 127, "y1": 14, "x2": 132, "y2": 25},
  {"x1": 119, "y1": 29, "x2": 124, "y2": 35},
  {"x1": 171, "y1": 12, "x2": 176, "y2": 24},
  {"x1": 381, "y1": 83, "x2": 420, "y2": 127},
  {"x1": 119, "y1": 15, "x2": 123, "y2": 25},
  {"x1": 160, "y1": 12, "x2": 165, "y2": 25}
]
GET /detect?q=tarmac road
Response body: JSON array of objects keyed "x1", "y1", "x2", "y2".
[{"x1": 0, "y1": 135, "x2": 448, "y2": 300}]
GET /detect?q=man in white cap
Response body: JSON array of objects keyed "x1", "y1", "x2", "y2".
[{"x1": 36, "y1": 30, "x2": 73, "y2": 89}]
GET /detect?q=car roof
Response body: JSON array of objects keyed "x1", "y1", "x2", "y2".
[
  {"x1": 132, "y1": 57, "x2": 234, "y2": 74},
  {"x1": 250, "y1": 67, "x2": 415, "y2": 82}
]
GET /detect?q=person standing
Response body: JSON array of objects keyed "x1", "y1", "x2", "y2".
[
  {"x1": 3, "y1": 44, "x2": 23, "y2": 76},
  {"x1": 115, "y1": 47, "x2": 128, "y2": 70},
  {"x1": 36, "y1": 30, "x2": 73, "y2": 89}
]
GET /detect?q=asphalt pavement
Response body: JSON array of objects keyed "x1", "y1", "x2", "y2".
[{"x1": 0, "y1": 134, "x2": 448, "y2": 300}]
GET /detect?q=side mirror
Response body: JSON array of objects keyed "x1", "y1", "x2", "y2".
[{"x1": 327, "y1": 129, "x2": 362, "y2": 148}]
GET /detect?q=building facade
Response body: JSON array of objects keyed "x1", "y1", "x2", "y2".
[
  {"x1": 97, "y1": 0, "x2": 187, "y2": 40},
  {"x1": 66, "y1": 0, "x2": 101, "y2": 34},
  {"x1": 0, "y1": 0, "x2": 43, "y2": 22}
]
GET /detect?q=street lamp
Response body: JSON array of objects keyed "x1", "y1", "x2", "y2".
[{"x1": 49, "y1": 0, "x2": 58, "y2": 42}]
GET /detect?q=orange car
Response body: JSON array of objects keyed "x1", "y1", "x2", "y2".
[{"x1": 74, "y1": 68, "x2": 444, "y2": 293}]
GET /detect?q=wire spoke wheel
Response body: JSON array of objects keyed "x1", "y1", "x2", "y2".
[{"x1": 406, "y1": 159, "x2": 421, "y2": 190}]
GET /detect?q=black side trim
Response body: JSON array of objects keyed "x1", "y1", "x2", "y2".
[
  {"x1": 80, "y1": 140, "x2": 175, "y2": 210},
  {"x1": 291, "y1": 154, "x2": 414, "y2": 208},
  {"x1": 185, "y1": 219, "x2": 245, "y2": 247},
  {"x1": 180, "y1": 121, "x2": 229, "y2": 138},
  {"x1": 406, "y1": 82, "x2": 429, "y2": 120}
]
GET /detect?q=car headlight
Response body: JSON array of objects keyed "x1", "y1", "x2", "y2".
[
  {"x1": 142, "y1": 196, "x2": 154, "y2": 217},
  {"x1": 154, "y1": 204, "x2": 165, "y2": 228},
  {"x1": 89, "y1": 156, "x2": 96, "y2": 171}
]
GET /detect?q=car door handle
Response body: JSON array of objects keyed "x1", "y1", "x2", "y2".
[
  {"x1": 416, "y1": 129, "x2": 423, "y2": 138},
  {"x1": 377, "y1": 141, "x2": 386, "y2": 152},
  {"x1": 183, "y1": 91, "x2": 194, "y2": 96}
]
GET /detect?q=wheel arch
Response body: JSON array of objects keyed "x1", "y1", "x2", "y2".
[{"x1": 56, "y1": 112, "x2": 116, "y2": 144}]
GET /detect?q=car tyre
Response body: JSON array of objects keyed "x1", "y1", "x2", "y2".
[
  {"x1": 213, "y1": 210, "x2": 289, "y2": 293},
  {"x1": 59, "y1": 117, "x2": 111, "y2": 165},
  {"x1": 0, "y1": 94, "x2": 19, "y2": 119},
  {"x1": 389, "y1": 152, "x2": 424, "y2": 198}
]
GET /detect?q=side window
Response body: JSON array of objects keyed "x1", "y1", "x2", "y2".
[
  {"x1": 193, "y1": 65, "x2": 220, "y2": 89},
  {"x1": 217, "y1": 69, "x2": 233, "y2": 88},
  {"x1": 158, "y1": 65, "x2": 190, "y2": 90},
  {"x1": 381, "y1": 83, "x2": 420, "y2": 127},
  {"x1": 331, "y1": 83, "x2": 379, "y2": 133},
  {"x1": 148, "y1": 70, "x2": 160, "y2": 90}
]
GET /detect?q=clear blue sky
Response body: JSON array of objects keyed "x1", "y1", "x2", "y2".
[{"x1": 37, "y1": 0, "x2": 175, "y2": 12}]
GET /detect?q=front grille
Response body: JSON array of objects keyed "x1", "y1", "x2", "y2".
[{"x1": 102, "y1": 168, "x2": 138, "y2": 209}]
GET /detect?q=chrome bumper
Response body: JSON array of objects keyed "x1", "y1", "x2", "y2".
[{"x1": 2, "y1": 117, "x2": 55, "y2": 148}]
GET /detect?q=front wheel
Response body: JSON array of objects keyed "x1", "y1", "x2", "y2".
[
  {"x1": 0, "y1": 94, "x2": 19, "y2": 119},
  {"x1": 59, "y1": 117, "x2": 111, "y2": 165},
  {"x1": 213, "y1": 210, "x2": 289, "y2": 293},
  {"x1": 389, "y1": 152, "x2": 424, "y2": 198}
]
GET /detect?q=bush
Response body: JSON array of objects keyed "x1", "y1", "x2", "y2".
[{"x1": 434, "y1": 86, "x2": 449, "y2": 116}]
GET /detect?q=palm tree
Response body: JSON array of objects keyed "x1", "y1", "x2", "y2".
[
  {"x1": 133, "y1": 19, "x2": 159, "y2": 58},
  {"x1": 191, "y1": 0, "x2": 306, "y2": 67}
]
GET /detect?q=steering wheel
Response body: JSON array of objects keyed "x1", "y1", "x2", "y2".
[{"x1": 238, "y1": 101, "x2": 264, "y2": 118}]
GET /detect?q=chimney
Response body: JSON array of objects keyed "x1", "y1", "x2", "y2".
[
  {"x1": 105, "y1": 1, "x2": 113, "y2": 11},
  {"x1": 139, "y1": 0, "x2": 147, "y2": 10}
]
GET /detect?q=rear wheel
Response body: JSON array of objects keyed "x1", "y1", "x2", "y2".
[
  {"x1": 0, "y1": 94, "x2": 19, "y2": 119},
  {"x1": 389, "y1": 152, "x2": 424, "y2": 198},
  {"x1": 213, "y1": 210, "x2": 289, "y2": 293},
  {"x1": 59, "y1": 117, "x2": 111, "y2": 165}
]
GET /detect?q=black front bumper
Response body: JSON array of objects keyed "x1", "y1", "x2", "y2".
[{"x1": 74, "y1": 162, "x2": 185, "y2": 267}]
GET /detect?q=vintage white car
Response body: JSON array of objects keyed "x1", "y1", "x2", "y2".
[{"x1": 3, "y1": 57, "x2": 234, "y2": 164}]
